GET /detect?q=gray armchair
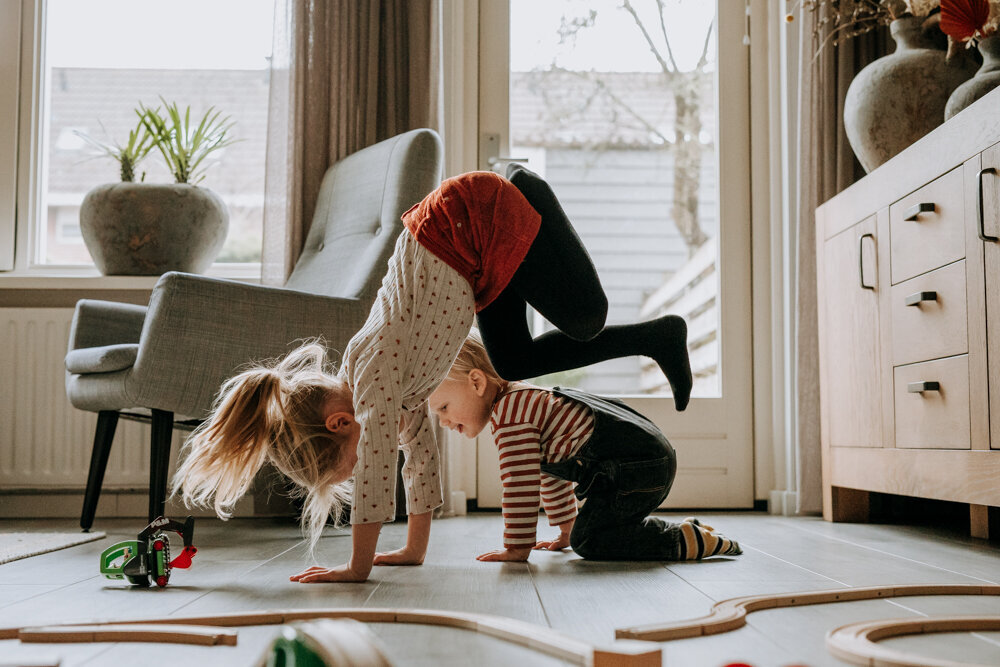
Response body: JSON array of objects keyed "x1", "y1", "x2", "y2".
[{"x1": 66, "y1": 128, "x2": 443, "y2": 531}]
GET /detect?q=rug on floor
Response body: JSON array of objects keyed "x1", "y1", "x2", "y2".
[{"x1": 0, "y1": 531, "x2": 106, "y2": 565}]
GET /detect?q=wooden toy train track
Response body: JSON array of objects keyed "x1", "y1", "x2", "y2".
[{"x1": 6, "y1": 584, "x2": 1000, "y2": 666}]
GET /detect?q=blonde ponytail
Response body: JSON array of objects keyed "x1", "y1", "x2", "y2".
[{"x1": 172, "y1": 341, "x2": 355, "y2": 551}]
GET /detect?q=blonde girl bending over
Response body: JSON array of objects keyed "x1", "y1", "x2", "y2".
[{"x1": 173, "y1": 167, "x2": 692, "y2": 584}]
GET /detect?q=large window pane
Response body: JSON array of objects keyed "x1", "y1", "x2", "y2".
[
  {"x1": 42, "y1": 0, "x2": 274, "y2": 266},
  {"x1": 510, "y1": 0, "x2": 719, "y2": 397}
]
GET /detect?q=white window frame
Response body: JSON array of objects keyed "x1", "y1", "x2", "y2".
[
  {"x1": 1, "y1": 0, "x2": 27, "y2": 273},
  {"x1": 0, "y1": 0, "x2": 260, "y2": 282}
]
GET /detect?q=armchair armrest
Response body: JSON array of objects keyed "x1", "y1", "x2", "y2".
[
  {"x1": 68, "y1": 300, "x2": 147, "y2": 352},
  {"x1": 128, "y1": 272, "x2": 372, "y2": 418}
]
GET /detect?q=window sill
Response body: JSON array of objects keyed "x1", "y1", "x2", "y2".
[{"x1": 0, "y1": 265, "x2": 261, "y2": 290}]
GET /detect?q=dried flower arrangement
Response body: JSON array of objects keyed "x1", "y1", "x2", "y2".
[
  {"x1": 939, "y1": 0, "x2": 1000, "y2": 47},
  {"x1": 787, "y1": 0, "x2": 941, "y2": 51}
]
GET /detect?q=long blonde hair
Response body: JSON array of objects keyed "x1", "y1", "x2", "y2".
[{"x1": 171, "y1": 341, "x2": 354, "y2": 551}]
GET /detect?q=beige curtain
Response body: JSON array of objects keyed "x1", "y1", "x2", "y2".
[
  {"x1": 795, "y1": 9, "x2": 887, "y2": 514},
  {"x1": 253, "y1": 0, "x2": 445, "y2": 518},
  {"x1": 262, "y1": 0, "x2": 443, "y2": 285}
]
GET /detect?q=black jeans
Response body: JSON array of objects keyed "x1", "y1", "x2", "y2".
[
  {"x1": 477, "y1": 164, "x2": 675, "y2": 382},
  {"x1": 476, "y1": 164, "x2": 608, "y2": 380},
  {"x1": 540, "y1": 387, "x2": 682, "y2": 561}
]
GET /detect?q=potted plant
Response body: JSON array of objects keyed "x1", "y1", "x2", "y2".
[{"x1": 78, "y1": 99, "x2": 236, "y2": 275}]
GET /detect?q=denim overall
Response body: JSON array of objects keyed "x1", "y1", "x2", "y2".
[{"x1": 540, "y1": 387, "x2": 682, "y2": 560}]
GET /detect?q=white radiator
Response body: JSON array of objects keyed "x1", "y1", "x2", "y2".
[{"x1": 0, "y1": 307, "x2": 184, "y2": 490}]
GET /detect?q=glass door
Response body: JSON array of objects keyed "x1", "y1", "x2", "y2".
[{"x1": 475, "y1": 0, "x2": 754, "y2": 508}]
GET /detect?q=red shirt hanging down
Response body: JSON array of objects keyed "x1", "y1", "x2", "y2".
[{"x1": 402, "y1": 171, "x2": 542, "y2": 312}]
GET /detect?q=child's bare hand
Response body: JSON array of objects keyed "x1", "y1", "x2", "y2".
[
  {"x1": 289, "y1": 563, "x2": 369, "y2": 583},
  {"x1": 373, "y1": 548, "x2": 424, "y2": 566},
  {"x1": 533, "y1": 535, "x2": 571, "y2": 551},
  {"x1": 476, "y1": 547, "x2": 532, "y2": 562}
]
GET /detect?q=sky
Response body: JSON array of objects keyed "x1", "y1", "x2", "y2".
[
  {"x1": 46, "y1": 0, "x2": 276, "y2": 69},
  {"x1": 510, "y1": 0, "x2": 717, "y2": 73},
  {"x1": 47, "y1": 0, "x2": 716, "y2": 73}
]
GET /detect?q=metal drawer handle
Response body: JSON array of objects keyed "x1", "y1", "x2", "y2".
[
  {"x1": 904, "y1": 290, "x2": 938, "y2": 306},
  {"x1": 904, "y1": 202, "x2": 935, "y2": 221},
  {"x1": 977, "y1": 167, "x2": 999, "y2": 242},
  {"x1": 858, "y1": 233, "x2": 875, "y2": 290},
  {"x1": 907, "y1": 380, "x2": 940, "y2": 393}
]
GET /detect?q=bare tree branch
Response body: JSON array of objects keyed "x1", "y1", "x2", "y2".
[
  {"x1": 557, "y1": 67, "x2": 672, "y2": 145},
  {"x1": 622, "y1": 0, "x2": 676, "y2": 74},
  {"x1": 653, "y1": 0, "x2": 681, "y2": 74},
  {"x1": 697, "y1": 18, "x2": 714, "y2": 69}
]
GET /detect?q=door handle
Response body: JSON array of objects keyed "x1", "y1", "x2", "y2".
[
  {"x1": 487, "y1": 156, "x2": 530, "y2": 167},
  {"x1": 903, "y1": 202, "x2": 935, "y2": 221},
  {"x1": 977, "y1": 167, "x2": 998, "y2": 242},
  {"x1": 907, "y1": 380, "x2": 940, "y2": 393},
  {"x1": 904, "y1": 291, "x2": 937, "y2": 306},
  {"x1": 480, "y1": 133, "x2": 529, "y2": 172},
  {"x1": 858, "y1": 233, "x2": 875, "y2": 290}
]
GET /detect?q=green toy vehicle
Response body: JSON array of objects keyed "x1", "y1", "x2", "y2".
[{"x1": 100, "y1": 516, "x2": 197, "y2": 587}]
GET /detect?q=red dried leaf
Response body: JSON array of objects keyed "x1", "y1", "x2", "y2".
[{"x1": 940, "y1": 0, "x2": 991, "y2": 41}]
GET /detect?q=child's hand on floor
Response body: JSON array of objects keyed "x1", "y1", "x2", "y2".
[
  {"x1": 476, "y1": 547, "x2": 532, "y2": 562},
  {"x1": 289, "y1": 563, "x2": 369, "y2": 583},
  {"x1": 534, "y1": 519, "x2": 573, "y2": 551},
  {"x1": 373, "y1": 547, "x2": 424, "y2": 566},
  {"x1": 533, "y1": 534, "x2": 570, "y2": 551}
]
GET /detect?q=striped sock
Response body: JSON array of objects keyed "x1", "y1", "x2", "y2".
[
  {"x1": 681, "y1": 516, "x2": 715, "y2": 532},
  {"x1": 677, "y1": 521, "x2": 742, "y2": 560}
]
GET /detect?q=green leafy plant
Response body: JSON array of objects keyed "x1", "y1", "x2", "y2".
[
  {"x1": 140, "y1": 97, "x2": 238, "y2": 184},
  {"x1": 75, "y1": 116, "x2": 156, "y2": 182}
]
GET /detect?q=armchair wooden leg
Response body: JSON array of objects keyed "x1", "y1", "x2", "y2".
[
  {"x1": 81, "y1": 411, "x2": 120, "y2": 532},
  {"x1": 148, "y1": 410, "x2": 174, "y2": 524}
]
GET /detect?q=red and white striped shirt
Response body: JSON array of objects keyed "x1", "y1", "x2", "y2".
[{"x1": 490, "y1": 385, "x2": 595, "y2": 549}]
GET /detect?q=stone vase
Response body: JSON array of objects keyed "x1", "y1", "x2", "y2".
[
  {"x1": 945, "y1": 35, "x2": 1000, "y2": 120},
  {"x1": 844, "y1": 16, "x2": 977, "y2": 173},
  {"x1": 79, "y1": 182, "x2": 229, "y2": 275}
]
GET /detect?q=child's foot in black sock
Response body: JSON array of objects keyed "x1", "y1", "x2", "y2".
[{"x1": 648, "y1": 315, "x2": 692, "y2": 411}]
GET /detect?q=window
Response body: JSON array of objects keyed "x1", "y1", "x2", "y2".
[
  {"x1": 506, "y1": 0, "x2": 719, "y2": 396},
  {"x1": 18, "y1": 0, "x2": 275, "y2": 269}
]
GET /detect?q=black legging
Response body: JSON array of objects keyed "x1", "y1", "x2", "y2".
[{"x1": 477, "y1": 164, "x2": 684, "y2": 387}]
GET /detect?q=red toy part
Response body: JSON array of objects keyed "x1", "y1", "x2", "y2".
[{"x1": 169, "y1": 546, "x2": 198, "y2": 569}]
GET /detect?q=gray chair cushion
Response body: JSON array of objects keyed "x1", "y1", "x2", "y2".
[{"x1": 66, "y1": 344, "x2": 139, "y2": 374}]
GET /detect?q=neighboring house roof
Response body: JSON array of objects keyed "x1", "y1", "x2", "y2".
[
  {"x1": 47, "y1": 68, "x2": 714, "y2": 197},
  {"x1": 48, "y1": 68, "x2": 270, "y2": 196},
  {"x1": 511, "y1": 69, "x2": 716, "y2": 149}
]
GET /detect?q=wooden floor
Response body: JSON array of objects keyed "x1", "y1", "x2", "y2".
[{"x1": 2, "y1": 512, "x2": 1000, "y2": 666}]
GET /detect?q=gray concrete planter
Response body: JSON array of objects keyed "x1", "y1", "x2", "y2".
[
  {"x1": 844, "y1": 17, "x2": 976, "y2": 173},
  {"x1": 79, "y1": 183, "x2": 229, "y2": 275},
  {"x1": 946, "y1": 35, "x2": 1000, "y2": 120}
]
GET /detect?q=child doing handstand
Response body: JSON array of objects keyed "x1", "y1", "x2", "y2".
[
  {"x1": 429, "y1": 331, "x2": 741, "y2": 562},
  {"x1": 173, "y1": 165, "x2": 693, "y2": 582}
]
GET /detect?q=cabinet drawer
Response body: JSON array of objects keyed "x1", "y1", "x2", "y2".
[
  {"x1": 893, "y1": 355, "x2": 970, "y2": 449},
  {"x1": 890, "y1": 167, "x2": 965, "y2": 284},
  {"x1": 890, "y1": 260, "x2": 967, "y2": 365}
]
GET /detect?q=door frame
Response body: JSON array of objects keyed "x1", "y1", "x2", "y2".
[{"x1": 441, "y1": 0, "x2": 778, "y2": 511}]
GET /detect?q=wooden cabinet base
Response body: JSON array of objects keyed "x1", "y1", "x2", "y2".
[
  {"x1": 830, "y1": 487, "x2": 871, "y2": 523},
  {"x1": 829, "y1": 447, "x2": 1000, "y2": 505},
  {"x1": 826, "y1": 448, "x2": 1000, "y2": 536}
]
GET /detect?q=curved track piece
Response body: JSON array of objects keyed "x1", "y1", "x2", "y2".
[
  {"x1": 2, "y1": 608, "x2": 660, "y2": 667},
  {"x1": 615, "y1": 584, "x2": 1000, "y2": 641},
  {"x1": 827, "y1": 615, "x2": 1000, "y2": 667}
]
